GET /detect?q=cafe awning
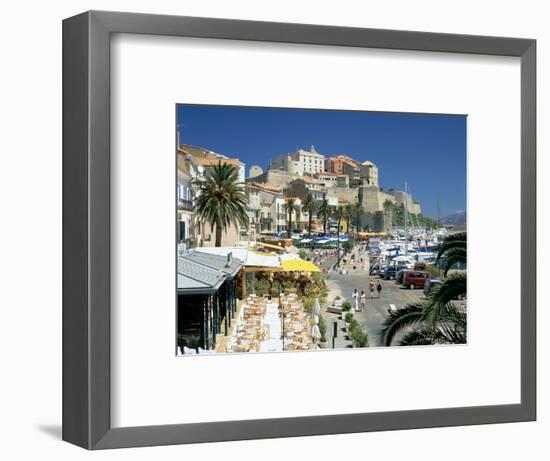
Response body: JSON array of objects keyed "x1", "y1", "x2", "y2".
[
  {"x1": 256, "y1": 241, "x2": 287, "y2": 252},
  {"x1": 280, "y1": 258, "x2": 321, "y2": 272}
]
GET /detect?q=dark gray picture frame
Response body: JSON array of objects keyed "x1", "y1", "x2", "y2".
[{"x1": 62, "y1": 10, "x2": 536, "y2": 450}]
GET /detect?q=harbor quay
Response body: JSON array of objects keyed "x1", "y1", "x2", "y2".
[{"x1": 176, "y1": 141, "x2": 465, "y2": 355}]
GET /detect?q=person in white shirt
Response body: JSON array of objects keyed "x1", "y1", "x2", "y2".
[
  {"x1": 360, "y1": 291, "x2": 366, "y2": 312},
  {"x1": 352, "y1": 289, "x2": 359, "y2": 312}
]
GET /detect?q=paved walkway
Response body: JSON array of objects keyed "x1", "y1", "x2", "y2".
[{"x1": 326, "y1": 270, "x2": 425, "y2": 347}]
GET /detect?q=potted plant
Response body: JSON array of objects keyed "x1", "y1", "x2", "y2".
[{"x1": 318, "y1": 314, "x2": 328, "y2": 348}]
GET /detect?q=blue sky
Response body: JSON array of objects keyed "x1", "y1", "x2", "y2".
[{"x1": 176, "y1": 104, "x2": 466, "y2": 219}]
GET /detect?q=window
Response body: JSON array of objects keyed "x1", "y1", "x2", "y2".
[{"x1": 178, "y1": 221, "x2": 186, "y2": 241}]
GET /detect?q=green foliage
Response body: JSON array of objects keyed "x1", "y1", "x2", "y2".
[
  {"x1": 303, "y1": 297, "x2": 314, "y2": 314},
  {"x1": 311, "y1": 272, "x2": 326, "y2": 289},
  {"x1": 342, "y1": 240, "x2": 353, "y2": 253},
  {"x1": 342, "y1": 301, "x2": 352, "y2": 312},
  {"x1": 298, "y1": 249, "x2": 308, "y2": 260},
  {"x1": 318, "y1": 314, "x2": 327, "y2": 342},
  {"x1": 425, "y1": 265, "x2": 441, "y2": 278},
  {"x1": 284, "y1": 198, "x2": 297, "y2": 238},
  {"x1": 302, "y1": 193, "x2": 317, "y2": 236},
  {"x1": 318, "y1": 197, "x2": 331, "y2": 235},
  {"x1": 416, "y1": 214, "x2": 438, "y2": 229},
  {"x1": 253, "y1": 278, "x2": 271, "y2": 296},
  {"x1": 348, "y1": 318, "x2": 369, "y2": 347},
  {"x1": 382, "y1": 200, "x2": 438, "y2": 229},
  {"x1": 345, "y1": 312, "x2": 354, "y2": 323},
  {"x1": 437, "y1": 232, "x2": 467, "y2": 275},
  {"x1": 194, "y1": 161, "x2": 249, "y2": 247},
  {"x1": 378, "y1": 232, "x2": 468, "y2": 346}
]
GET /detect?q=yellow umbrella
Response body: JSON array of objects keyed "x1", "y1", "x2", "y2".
[{"x1": 280, "y1": 258, "x2": 321, "y2": 272}]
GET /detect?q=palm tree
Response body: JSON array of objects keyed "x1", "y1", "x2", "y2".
[
  {"x1": 333, "y1": 205, "x2": 345, "y2": 235},
  {"x1": 302, "y1": 193, "x2": 317, "y2": 237},
  {"x1": 318, "y1": 196, "x2": 330, "y2": 236},
  {"x1": 436, "y1": 231, "x2": 467, "y2": 276},
  {"x1": 284, "y1": 198, "x2": 296, "y2": 239},
  {"x1": 378, "y1": 232, "x2": 467, "y2": 346},
  {"x1": 194, "y1": 161, "x2": 249, "y2": 247},
  {"x1": 352, "y1": 199, "x2": 364, "y2": 232},
  {"x1": 344, "y1": 203, "x2": 354, "y2": 234},
  {"x1": 333, "y1": 206, "x2": 345, "y2": 267}
]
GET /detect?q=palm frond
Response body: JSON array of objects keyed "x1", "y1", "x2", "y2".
[
  {"x1": 378, "y1": 302, "x2": 428, "y2": 346},
  {"x1": 439, "y1": 303, "x2": 467, "y2": 329},
  {"x1": 437, "y1": 232, "x2": 467, "y2": 261},
  {"x1": 430, "y1": 271, "x2": 466, "y2": 305},
  {"x1": 440, "y1": 247, "x2": 467, "y2": 276},
  {"x1": 432, "y1": 323, "x2": 467, "y2": 344},
  {"x1": 194, "y1": 162, "x2": 249, "y2": 236},
  {"x1": 399, "y1": 327, "x2": 437, "y2": 346},
  {"x1": 399, "y1": 322, "x2": 466, "y2": 346}
]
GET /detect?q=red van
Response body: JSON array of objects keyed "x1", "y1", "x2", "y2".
[{"x1": 403, "y1": 270, "x2": 430, "y2": 289}]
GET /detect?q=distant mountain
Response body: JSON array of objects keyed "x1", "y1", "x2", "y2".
[{"x1": 440, "y1": 210, "x2": 466, "y2": 227}]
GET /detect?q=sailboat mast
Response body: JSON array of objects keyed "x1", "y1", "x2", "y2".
[{"x1": 404, "y1": 181, "x2": 408, "y2": 256}]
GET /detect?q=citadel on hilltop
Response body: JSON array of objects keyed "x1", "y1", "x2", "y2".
[
  {"x1": 246, "y1": 145, "x2": 421, "y2": 233},
  {"x1": 177, "y1": 143, "x2": 425, "y2": 247}
]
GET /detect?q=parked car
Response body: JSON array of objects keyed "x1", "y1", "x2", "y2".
[
  {"x1": 403, "y1": 270, "x2": 431, "y2": 289},
  {"x1": 423, "y1": 278, "x2": 442, "y2": 295},
  {"x1": 369, "y1": 265, "x2": 381, "y2": 276},
  {"x1": 383, "y1": 265, "x2": 406, "y2": 280},
  {"x1": 395, "y1": 269, "x2": 407, "y2": 285}
]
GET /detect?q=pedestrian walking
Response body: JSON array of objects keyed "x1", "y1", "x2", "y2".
[
  {"x1": 376, "y1": 280, "x2": 382, "y2": 298},
  {"x1": 352, "y1": 289, "x2": 359, "y2": 312},
  {"x1": 369, "y1": 279, "x2": 375, "y2": 298},
  {"x1": 360, "y1": 291, "x2": 366, "y2": 311}
]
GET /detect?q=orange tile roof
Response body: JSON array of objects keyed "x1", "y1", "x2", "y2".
[
  {"x1": 247, "y1": 182, "x2": 284, "y2": 193},
  {"x1": 194, "y1": 157, "x2": 241, "y2": 167}
]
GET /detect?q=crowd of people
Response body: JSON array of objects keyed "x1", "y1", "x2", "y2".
[{"x1": 303, "y1": 242, "x2": 370, "y2": 277}]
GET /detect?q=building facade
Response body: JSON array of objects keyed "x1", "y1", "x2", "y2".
[
  {"x1": 178, "y1": 143, "x2": 247, "y2": 247},
  {"x1": 248, "y1": 164, "x2": 263, "y2": 179},
  {"x1": 270, "y1": 146, "x2": 325, "y2": 176},
  {"x1": 247, "y1": 183, "x2": 286, "y2": 235},
  {"x1": 177, "y1": 149, "x2": 198, "y2": 251}
]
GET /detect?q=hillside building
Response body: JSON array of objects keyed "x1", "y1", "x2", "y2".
[{"x1": 270, "y1": 146, "x2": 325, "y2": 176}]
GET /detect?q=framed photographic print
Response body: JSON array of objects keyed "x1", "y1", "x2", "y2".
[{"x1": 63, "y1": 10, "x2": 536, "y2": 450}]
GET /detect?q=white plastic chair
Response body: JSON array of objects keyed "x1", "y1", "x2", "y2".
[{"x1": 183, "y1": 346, "x2": 197, "y2": 355}]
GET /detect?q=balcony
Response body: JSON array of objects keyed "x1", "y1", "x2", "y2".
[{"x1": 178, "y1": 199, "x2": 194, "y2": 212}]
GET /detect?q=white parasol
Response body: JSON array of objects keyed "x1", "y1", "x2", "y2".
[
  {"x1": 312, "y1": 298, "x2": 321, "y2": 316},
  {"x1": 311, "y1": 324, "x2": 321, "y2": 340}
]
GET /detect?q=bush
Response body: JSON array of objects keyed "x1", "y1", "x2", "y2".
[
  {"x1": 425, "y1": 265, "x2": 441, "y2": 278},
  {"x1": 343, "y1": 240, "x2": 353, "y2": 253},
  {"x1": 348, "y1": 320, "x2": 369, "y2": 348},
  {"x1": 342, "y1": 301, "x2": 352, "y2": 312},
  {"x1": 345, "y1": 312, "x2": 354, "y2": 323},
  {"x1": 311, "y1": 272, "x2": 327, "y2": 291},
  {"x1": 254, "y1": 278, "x2": 271, "y2": 295},
  {"x1": 351, "y1": 329, "x2": 369, "y2": 348},
  {"x1": 318, "y1": 314, "x2": 327, "y2": 342},
  {"x1": 303, "y1": 297, "x2": 314, "y2": 314},
  {"x1": 299, "y1": 249, "x2": 308, "y2": 260}
]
